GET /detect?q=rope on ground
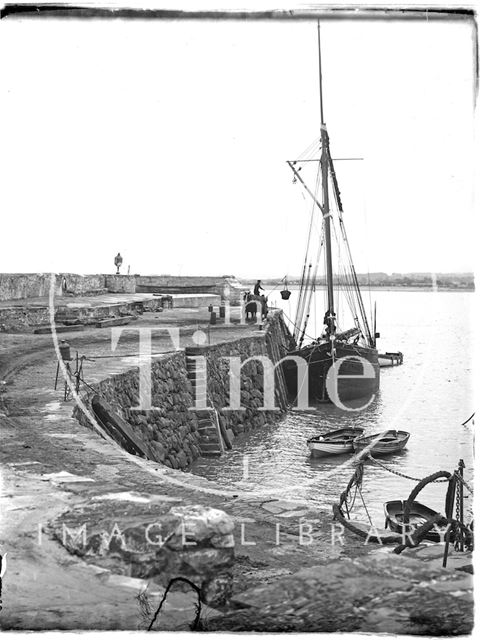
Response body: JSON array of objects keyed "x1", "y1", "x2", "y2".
[
  {"x1": 462, "y1": 412, "x2": 475, "y2": 426},
  {"x1": 147, "y1": 577, "x2": 202, "y2": 631}
]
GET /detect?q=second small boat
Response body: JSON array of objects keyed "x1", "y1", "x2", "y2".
[
  {"x1": 353, "y1": 429, "x2": 410, "y2": 456},
  {"x1": 307, "y1": 427, "x2": 364, "y2": 457},
  {"x1": 384, "y1": 499, "x2": 451, "y2": 543}
]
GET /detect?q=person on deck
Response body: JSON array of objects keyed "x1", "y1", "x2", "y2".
[
  {"x1": 253, "y1": 280, "x2": 264, "y2": 296},
  {"x1": 324, "y1": 309, "x2": 336, "y2": 337}
]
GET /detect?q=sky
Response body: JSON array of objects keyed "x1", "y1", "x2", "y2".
[{"x1": 0, "y1": 7, "x2": 477, "y2": 279}]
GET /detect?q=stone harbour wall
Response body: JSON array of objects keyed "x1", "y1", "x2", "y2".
[
  {"x1": 0, "y1": 305, "x2": 51, "y2": 332},
  {"x1": 200, "y1": 311, "x2": 292, "y2": 437},
  {"x1": 0, "y1": 273, "x2": 107, "y2": 301},
  {"x1": 75, "y1": 351, "x2": 201, "y2": 470},
  {"x1": 74, "y1": 312, "x2": 294, "y2": 469},
  {"x1": 0, "y1": 272, "x2": 246, "y2": 303},
  {"x1": 135, "y1": 274, "x2": 246, "y2": 304},
  {"x1": 104, "y1": 274, "x2": 137, "y2": 294}
]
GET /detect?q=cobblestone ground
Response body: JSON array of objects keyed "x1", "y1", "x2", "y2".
[{"x1": 0, "y1": 307, "x2": 473, "y2": 632}]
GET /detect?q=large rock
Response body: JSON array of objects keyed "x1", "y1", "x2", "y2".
[
  {"x1": 205, "y1": 553, "x2": 473, "y2": 633},
  {"x1": 52, "y1": 504, "x2": 235, "y2": 607}
]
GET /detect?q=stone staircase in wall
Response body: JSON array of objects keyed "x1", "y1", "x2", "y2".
[
  {"x1": 185, "y1": 349, "x2": 224, "y2": 457},
  {"x1": 193, "y1": 409, "x2": 224, "y2": 457}
]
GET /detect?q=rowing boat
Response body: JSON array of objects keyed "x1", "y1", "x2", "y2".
[
  {"x1": 378, "y1": 351, "x2": 403, "y2": 367},
  {"x1": 307, "y1": 427, "x2": 364, "y2": 457},
  {"x1": 384, "y1": 499, "x2": 451, "y2": 542},
  {"x1": 353, "y1": 429, "x2": 410, "y2": 456}
]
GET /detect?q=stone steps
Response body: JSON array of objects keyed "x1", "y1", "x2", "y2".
[{"x1": 185, "y1": 349, "x2": 224, "y2": 457}]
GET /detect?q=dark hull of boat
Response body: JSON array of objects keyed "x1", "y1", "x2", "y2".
[
  {"x1": 353, "y1": 430, "x2": 410, "y2": 456},
  {"x1": 384, "y1": 500, "x2": 451, "y2": 543},
  {"x1": 284, "y1": 340, "x2": 380, "y2": 403}
]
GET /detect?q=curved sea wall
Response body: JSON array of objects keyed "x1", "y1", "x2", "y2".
[{"x1": 74, "y1": 311, "x2": 294, "y2": 469}]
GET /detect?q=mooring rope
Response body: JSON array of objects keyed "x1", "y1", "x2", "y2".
[
  {"x1": 367, "y1": 454, "x2": 474, "y2": 493},
  {"x1": 455, "y1": 473, "x2": 474, "y2": 495},
  {"x1": 367, "y1": 454, "x2": 450, "y2": 483},
  {"x1": 357, "y1": 485, "x2": 374, "y2": 526}
]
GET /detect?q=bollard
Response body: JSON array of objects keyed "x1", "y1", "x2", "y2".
[
  {"x1": 59, "y1": 340, "x2": 71, "y2": 362},
  {"x1": 210, "y1": 311, "x2": 217, "y2": 325}
]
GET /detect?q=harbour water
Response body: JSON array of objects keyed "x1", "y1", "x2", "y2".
[{"x1": 191, "y1": 289, "x2": 474, "y2": 525}]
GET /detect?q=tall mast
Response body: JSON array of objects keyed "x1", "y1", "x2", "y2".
[{"x1": 318, "y1": 21, "x2": 335, "y2": 321}]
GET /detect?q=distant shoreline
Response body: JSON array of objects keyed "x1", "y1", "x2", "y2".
[{"x1": 241, "y1": 283, "x2": 474, "y2": 293}]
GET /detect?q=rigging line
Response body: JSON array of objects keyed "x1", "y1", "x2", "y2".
[
  {"x1": 330, "y1": 215, "x2": 353, "y2": 320},
  {"x1": 294, "y1": 167, "x2": 321, "y2": 339},
  {"x1": 299, "y1": 183, "x2": 317, "y2": 286},
  {"x1": 336, "y1": 234, "x2": 360, "y2": 323},
  {"x1": 298, "y1": 167, "x2": 322, "y2": 338},
  {"x1": 360, "y1": 157, "x2": 374, "y2": 328},
  {"x1": 297, "y1": 263, "x2": 314, "y2": 349},
  {"x1": 299, "y1": 220, "x2": 325, "y2": 344},
  {"x1": 265, "y1": 276, "x2": 287, "y2": 296},
  {"x1": 293, "y1": 263, "x2": 307, "y2": 342},
  {"x1": 331, "y1": 179, "x2": 371, "y2": 343},
  {"x1": 282, "y1": 311, "x2": 317, "y2": 342},
  {"x1": 296, "y1": 137, "x2": 320, "y2": 161},
  {"x1": 294, "y1": 220, "x2": 310, "y2": 339},
  {"x1": 328, "y1": 152, "x2": 373, "y2": 345}
]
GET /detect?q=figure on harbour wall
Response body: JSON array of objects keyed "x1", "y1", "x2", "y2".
[
  {"x1": 114, "y1": 253, "x2": 123, "y2": 275},
  {"x1": 253, "y1": 279, "x2": 264, "y2": 296}
]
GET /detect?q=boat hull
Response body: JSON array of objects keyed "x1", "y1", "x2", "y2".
[
  {"x1": 284, "y1": 340, "x2": 380, "y2": 404},
  {"x1": 307, "y1": 427, "x2": 364, "y2": 457},
  {"x1": 353, "y1": 430, "x2": 410, "y2": 456},
  {"x1": 378, "y1": 351, "x2": 403, "y2": 367},
  {"x1": 308, "y1": 441, "x2": 353, "y2": 456},
  {"x1": 384, "y1": 500, "x2": 450, "y2": 542}
]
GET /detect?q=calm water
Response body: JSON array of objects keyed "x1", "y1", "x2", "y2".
[{"x1": 191, "y1": 289, "x2": 474, "y2": 525}]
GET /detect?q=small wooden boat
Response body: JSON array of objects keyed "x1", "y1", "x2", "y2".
[
  {"x1": 384, "y1": 499, "x2": 451, "y2": 542},
  {"x1": 307, "y1": 427, "x2": 364, "y2": 457},
  {"x1": 353, "y1": 429, "x2": 410, "y2": 456},
  {"x1": 378, "y1": 351, "x2": 403, "y2": 367},
  {"x1": 91, "y1": 394, "x2": 158, "y2": 461}
]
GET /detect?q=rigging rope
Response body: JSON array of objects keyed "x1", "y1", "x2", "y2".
[
  {"x1": 328, "y1": 149, "x2": 373, "y2": 345},
  {"x1": 294, "y1": 167, "x2": 322, "y2": 344}
]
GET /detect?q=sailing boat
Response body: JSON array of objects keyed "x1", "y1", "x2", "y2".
[{"x1": 283, "y1": 23, "x2": 380, "y2": 405}]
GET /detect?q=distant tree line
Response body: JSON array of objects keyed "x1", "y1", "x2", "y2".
[{"x1": 243, "y1": 272, "x2": 474, "y2": 290}]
